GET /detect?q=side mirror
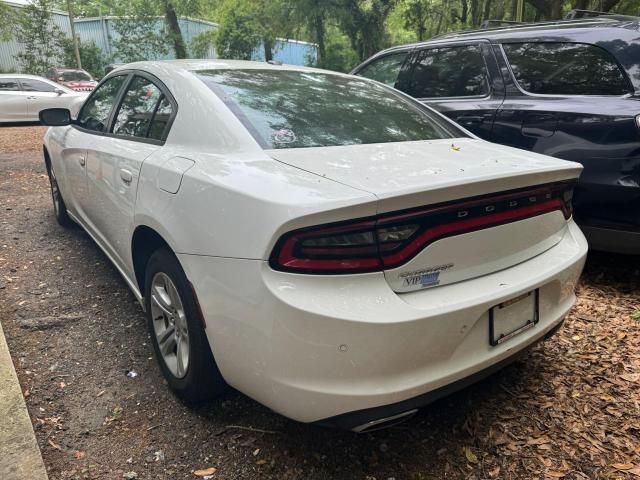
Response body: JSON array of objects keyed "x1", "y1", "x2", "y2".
[
  {"x1": 54, "y1": 88, "x2": 65, "y2": 96},
  {"x1": 39, "y1": 108, "x2": 72, "y2": 126}
]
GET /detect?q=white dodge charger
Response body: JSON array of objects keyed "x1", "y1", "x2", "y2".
[{"x1": 40, "y1": 60, "x2": 587, "y2": 431}]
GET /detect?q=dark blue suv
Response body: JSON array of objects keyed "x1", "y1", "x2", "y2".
[{"x1": 353, "y1": 17, "x2": 640, "y2": 254}]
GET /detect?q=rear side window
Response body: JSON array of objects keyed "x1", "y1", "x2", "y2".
[
  {"x1": 503, "y1": 42, "x2": 629, "y2": 96},
  {"x1": 405, "y1": 45, "x2": 489, "y2": 98},
  {"x1": 357, "y1": 52, "x2": 408, "y2": 87},
  {"x1": 0, "y1": 78, "x2": 20, "y2": 91},
  {"x1": 20, "y1": 79, "x2": 57, "y2": 92},
  {"x1": 112, "y1": 75, "x2": 165, "y2": 139},
  {"x1": 77, "y1": 75, "x2": 127, "y2": 132}
]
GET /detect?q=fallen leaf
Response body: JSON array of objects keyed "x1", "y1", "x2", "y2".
[
  {"x1": 462, "y1": 447, "x2": 478, "y2": 464},
  {"x1": 48, "y1": 439, "x2": 62, "y2": 451},
  {"x1": 612, "y1": 463, "x2": 636, "y2": 471},
  {"x1": 488, "y1": 466, "x2": 500, "y2": 477},
  {"x1": 256, "y1": 459, "x2": 267, "y2": 465},
  {"x1": 193, "y1": 467, "x2": 216, "y2": 477},
  {"x1": 527, "y1": 436, "x2": 552, "y2": 446},
  {"x1": 546, "y1": 471, "x2": 566, "y2": 478}
]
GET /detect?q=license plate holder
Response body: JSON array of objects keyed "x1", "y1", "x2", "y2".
[{"x1": 489, "y1": 290, "x2": 539, "y2": 346}]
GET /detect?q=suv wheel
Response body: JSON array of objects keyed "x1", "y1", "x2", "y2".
[{"x1": 144, "y1": 247, "x2": 226, "y2": 402}]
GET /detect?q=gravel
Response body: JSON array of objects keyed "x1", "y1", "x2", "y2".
[{"x1": 1, "y1": 126, "x2": 638, "y2": 480}]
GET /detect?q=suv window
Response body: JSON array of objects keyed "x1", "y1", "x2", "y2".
[
  {"x1": 405, "y1": 45, "x2": 489, "y2": 98},
  {"x1": 112, "y1": 75, "x2": 168, "y2": 139},
  {"x1": 20, "y1": 79, "x2": 57, "y2": 92},
  {"x1": 503, "y1": 42, "x2": 629, "y2": 96},
  {"x1": 357, "y1": 52, "x2": 408, "y2": 87},
  {"x1": 77, "y1": 75, "x2": 127, "y2": 132},
  {"x1": 0, "y1": 78, "x2": 20, "y2": 91}
]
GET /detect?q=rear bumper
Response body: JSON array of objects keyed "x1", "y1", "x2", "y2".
[
  {"x1": 317, "y1": 318, "x2": 565, "y2": 431},
  {"x1": 178, "y1": 220, "x2": 587, "y2": 425}
]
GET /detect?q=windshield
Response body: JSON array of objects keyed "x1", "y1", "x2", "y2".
[
  {"x1": 196, "y1": 69, "x2": 463, "y2": 149},
  {"x1": 60, "y1": 71, "x2": 92, "y2": 82}
]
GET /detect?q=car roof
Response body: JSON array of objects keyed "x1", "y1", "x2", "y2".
[
  {"x1": 0, "y1": 74, "x2": 54, "y2": 80},
  {"x1": 371, "y1": 17, "x2": 640, "y2": 56},
  {"x1": 120, "y1": 59, "x2": 353, "y2": 79}
]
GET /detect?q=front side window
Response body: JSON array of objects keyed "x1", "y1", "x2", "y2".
[
  {"x1": 20, "y1": 79, "x2": 57, "y2": 92},
  {"x1": 405, "y1": 45, "x2": 490, "y2": 98},
  {"x1": 77, "y1": 75, "x2": 127, "y2": 132},
  {"x1": 0, "y1": 78, "x2": 20, "y2": 91},
  {"x1": 112, "y1": 76, "x2": 165, "y2": 139},
  {"x1": 503, "y1": 42, "x2": 629, "y2": 96},
  {"x1": 196, "y1": 69, "x2": 462, "y2": 150},
  {"x1": 357, "y1": 52, "x2": 408, "y2": 87}
]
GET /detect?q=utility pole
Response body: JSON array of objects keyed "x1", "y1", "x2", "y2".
[{"x1": 66, "y1": 0, "x2": 82, "y2": 69}]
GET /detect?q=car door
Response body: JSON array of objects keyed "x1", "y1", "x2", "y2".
[
  {"x1": 83, "y1": 73, "x2": 175, "y2": 276},
  {"x1": 65, "y1": 74, "x2": 129, "y2": 224},
  {"x1": 0, "y1": 77, "x2": 29, "y2": 122},
  {"x1": 19, "y1": 78, "x2": 78, "y2": 118},
  {"x1": 398, "y1": 41, "x2": 505, "y2": 139},
  {"x1": 491, "y1": 42, "x2": 633, "y2": 156}
]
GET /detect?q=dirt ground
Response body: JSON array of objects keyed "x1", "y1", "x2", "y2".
[{"x1": 0, "y1": 126, "x2": 639, "y2": 480}]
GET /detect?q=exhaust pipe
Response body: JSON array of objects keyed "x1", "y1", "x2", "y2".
[{"x1": 351, "y1": 409, "x2": 418, "y2": 433}]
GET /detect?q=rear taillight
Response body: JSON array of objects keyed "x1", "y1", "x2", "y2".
[{"x1": 270, "y1": 181, "x2": 575, "y2": 274}]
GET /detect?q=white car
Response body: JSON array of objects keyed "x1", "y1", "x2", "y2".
[
  {"x1": 0, "y1": 74, "x2": 88, "y2": 123},
  {"x1": 40, "y1": 60, "x2": 587, "y2": 431}
]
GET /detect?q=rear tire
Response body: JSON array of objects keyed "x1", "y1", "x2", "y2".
[
  {"x1": 46, "y1": 162, "x2": 73, "y2": 228},
  {"x1": 144, "y1": 247, "x2": 226, "y2": 403}
]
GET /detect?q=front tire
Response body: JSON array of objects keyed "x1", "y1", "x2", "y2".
[
  {"x1": 46, "y1": 162, "x2": 73, "y2": 227},
  {"x1": 144, "y1": 247, "x2": 226, "y2": 403}
]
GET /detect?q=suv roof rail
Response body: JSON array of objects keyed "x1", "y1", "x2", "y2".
[
  {"x1": 431, "y1": 16, "x2": 628, "y2": 40},
  {"x1": 479, "y1": 19, "x2": 526, "y2": 28},
  {"x1": 565, "y1": 8, "x2": 639, "y2": 20}
]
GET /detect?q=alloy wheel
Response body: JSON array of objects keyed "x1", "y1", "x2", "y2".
[{"x1": 150, "y1": 272, "x2": 190, "y2": 379}]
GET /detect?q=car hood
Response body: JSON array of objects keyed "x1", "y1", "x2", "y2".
[{"x1": 268, "y1": 138, "x2": 582, "y2": 212}]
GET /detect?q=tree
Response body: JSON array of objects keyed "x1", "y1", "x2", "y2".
[
  {"x1": 112, "y1": 2, "x2": 171, "y2": 62},
  {"x1": 163, "y1": 0, "x2": 188, "y2": 58},
  {"x1": 0, "y1": 2, "x2": 15, "y2": 42},
  {"x1": 338, "y1": 0, "x2": 398, "y2": 61},
  {"x1": 214, "y1": 2, "x2": 264, "y2": 59},
  {"x1": 13, "y1": 0, "x2": 66, "y2": 75},
  {"x1": 62, "y1": 38, "x2": 107, "y2": 78},
  {"x1": 404, "y1": 0, "x2": 430, "y2": 41}
]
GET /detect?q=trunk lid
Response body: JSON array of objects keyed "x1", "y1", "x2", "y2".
[{"x1": 270, "y1": 138, "x2": 582, "y2": 293}]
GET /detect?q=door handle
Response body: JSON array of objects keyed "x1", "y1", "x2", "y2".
[
  {"x1": 457, "y1": 114, "x2": 486, "y2": 125},
  {"x1": 79, "y1": 156, "x2": 86, "y2": 167},
  {"x1": 26, "y1": 96, "x2": 37, "y2": 100},
  {"x1": 120, "y1": 169, "x2": 133, "y2": 185}
]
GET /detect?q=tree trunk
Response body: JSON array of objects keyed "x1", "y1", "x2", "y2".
[
  {"x1": 263, "y1": 37, "x2": 273, "y2": 62},
  {"x1": 164, "y1": 1, "x2": 187, "y2": 59},
  {"x1": 483, "y1": 0, "x2": 493, "y2": 22},
  {"x1": 313, "y1": 14, "x2": 325, "y2": 67},
  {"x1": 602, "y1": 0, "x2": 620, "y2": 11}
]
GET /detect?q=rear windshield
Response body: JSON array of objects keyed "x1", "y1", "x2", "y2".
[{"x1": 195, "y1": 69, "x2": 463, "y2": 149}]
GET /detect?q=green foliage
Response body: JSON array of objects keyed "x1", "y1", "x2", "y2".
[
  {"x1": 214, "y1": 2, "x2": 264, "y2": 59},
  {"x1": 321, "y1": 27, "x2": 360, "y2": 72},
  {"x1": 190, "y1": 30, "x2": 217, "y2": 58},
  {"x1": 62, "y1": 38, "x2": 107, "y2": 78},
  {"x1": 13, "y1": 0, "x2": 66, "y2": 75},
  {"x1": 111, "y1": 1, "x2": 171, "y2": 62},
  {"x1": 0, "y1": 2, "x2": 15, "y2": 42}
]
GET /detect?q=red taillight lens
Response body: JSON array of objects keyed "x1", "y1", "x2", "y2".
[{"x1": 270, "y1": 181, "x2": 575, "y2": 274}]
